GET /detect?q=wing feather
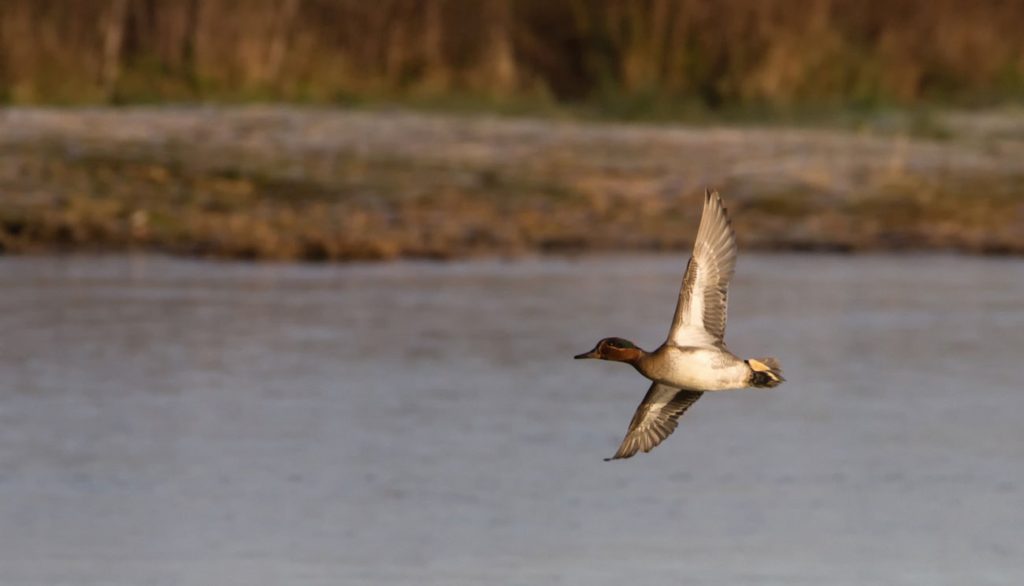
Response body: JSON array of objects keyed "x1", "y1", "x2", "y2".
[
  {"x1": 605, "y1": 383, "x2": 703, "y2": 461},
  {"x1": 666, "y1": 189, "x2": 737, "y2": 348}
]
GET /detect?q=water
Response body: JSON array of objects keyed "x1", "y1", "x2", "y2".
[{"x1": 0, "y1": 253, "x2": 1022, "y2": 585}]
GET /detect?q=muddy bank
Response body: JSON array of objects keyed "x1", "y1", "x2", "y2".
[{"x1": 2, "y1": 106, "x2": 1023, "y2": 260}]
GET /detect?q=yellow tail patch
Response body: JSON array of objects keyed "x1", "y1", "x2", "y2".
[
  {"x1": 748, "y1": 358, "x2": 781, "y2": 382},
  {"x1": 748, "y1": 358, "x2": 771, "y2": 372}
]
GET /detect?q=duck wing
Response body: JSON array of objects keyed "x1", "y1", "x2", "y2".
[
  {"x1": 605, "y1": 382, "x2": 703, "y2": 461},
  {"x1": 666, "y1": 189, "x2": 737, "y2": 348}
]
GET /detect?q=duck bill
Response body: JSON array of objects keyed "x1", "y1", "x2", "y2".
[{"x1": 574, "y1": 349, "x2": 599, "y2": 359}]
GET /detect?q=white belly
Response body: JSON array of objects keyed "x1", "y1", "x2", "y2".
[{"x1": 641, "y1": 346, "x2": 750, "y2": 391}]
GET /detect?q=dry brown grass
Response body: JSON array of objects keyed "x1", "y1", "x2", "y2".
[
  {"x1": 1, "y1": 1, "x2": 1023, "y2": 109},
  {"x1": 2, "y1": 106, "x2": 1024, "y2": 260}
]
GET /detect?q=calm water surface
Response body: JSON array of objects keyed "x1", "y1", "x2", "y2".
[{"x1": 0, "y1": 254, "x2": 1022, "y2": 585}]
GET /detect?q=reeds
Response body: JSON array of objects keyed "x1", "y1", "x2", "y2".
[{"x1": 1, "y1": 0, "x2": 1023, "y2": 110}]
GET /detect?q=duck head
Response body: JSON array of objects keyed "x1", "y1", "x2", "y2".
[{"x1": 574, "y1": 337, "x2": 643, "y2": 363}]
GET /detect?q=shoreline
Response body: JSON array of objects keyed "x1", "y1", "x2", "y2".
[{"x1": 2, "y1": 106, "x2": 1023, "y2": 261}]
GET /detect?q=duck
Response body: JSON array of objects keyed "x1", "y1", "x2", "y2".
[{"x1": 575, "y1": 189, "x2": 784, "y2": 461}]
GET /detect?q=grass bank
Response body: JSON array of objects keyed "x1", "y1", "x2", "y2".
[{"x1": 2, "y1": 106, "x2": 1023, "y2": 260}]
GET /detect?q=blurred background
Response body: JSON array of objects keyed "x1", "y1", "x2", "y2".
[
  {"x1": 2, "y1": 0, "x2": 1024, "y2": 258},
  {"x1": 5, "y1": 0, "x2": 1024, "y2": 109},
  {"x1": 1, "y1": 1, "x2": 1023, "y2": 584}
]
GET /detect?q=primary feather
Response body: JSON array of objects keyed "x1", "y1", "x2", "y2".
[
  {"x1": 666, "y1": 190, "x2": 737, "y2": 348},
  {"x1": 606, "y1": 382, "x2": 703, "y2": 461}
]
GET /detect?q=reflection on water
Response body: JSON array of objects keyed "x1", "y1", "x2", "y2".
[{"x1": 0, "y1": 254, "x2": 1022, "y2": 585}]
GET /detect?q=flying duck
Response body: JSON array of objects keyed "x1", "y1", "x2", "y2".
[{"x1": 575, "y1": 189, "x2": 784, "y2": 460}]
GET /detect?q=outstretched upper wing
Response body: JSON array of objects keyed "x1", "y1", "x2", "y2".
[
  {"x1": 605, "y1": 382, "x2": 703, "y2": 461},
  {"x1": 666, "y1": 190, "x2": 737, "y2": 348}
]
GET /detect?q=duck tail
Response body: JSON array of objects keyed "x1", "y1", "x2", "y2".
[{"x1": 746, "y1": 357, "x2": 784, "y2": 388}]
